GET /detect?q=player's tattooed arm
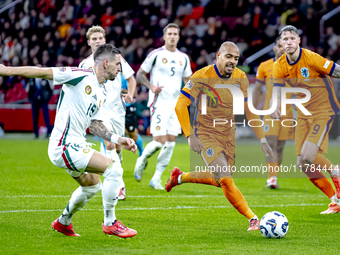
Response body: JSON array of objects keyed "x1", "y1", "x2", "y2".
[
  {"x1": 330, "y1": 63, "x2": 340, "y2": 78},
  {"x1": 136, "y1": 68, "x2": 151, "y2": 89},
  {"x1": 89, "y1": 120, "x2": 113, "y2": 141}
]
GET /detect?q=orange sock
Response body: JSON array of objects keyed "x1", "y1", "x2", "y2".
[
  {"x1": 219, "y1": 177, "x2": 255, "y2": 220},
  {"x1": 304, "y1": 167, "x2": 335, "y2": 198},
  {"x1": 268, "y1": 162, "x2": 279, "y2": 178},
  {"x1": 181, "y1": 172, "x2": 220, "y2": 187},
  {"x1": 313, "y1": 153, "x2": 334, "y2": 175}
]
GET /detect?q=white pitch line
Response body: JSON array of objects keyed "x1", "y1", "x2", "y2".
[
  {"x1": 0, "y1": 203, "x2": 327, "y2": 214},
  {"x1": 1, "y1": 194, "x2": 325, "y2": 198}
]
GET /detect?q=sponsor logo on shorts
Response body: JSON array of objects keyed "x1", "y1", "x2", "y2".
[
  {"x1": 264, "y1": 124, "x2": 270, "y2": 132},
  {"x1": 156, "y1": 125, "x2": 161, "y2": 130},
  {"x1": 83, "y1": 148, "x2": 90, "y2": 153},
  {"x1": 58, "y1": 67, "x2": 66, "y2": 72},
  {"x1": 206, "y1": 148, "x2": 214, "y2": 157},
  {"x1": 85, "y1": 85, "x2": 92, "y2": 95},
  {"x1": 162, "y1": 58, "x2": 168, "y2": 64}
]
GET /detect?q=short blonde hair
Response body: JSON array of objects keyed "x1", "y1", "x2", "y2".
[
  {"x1": 163, "y1": 23, "x2": 180, "y2": 35},
  {"x1": 86, "y1": 25, "x2": 106, "y2": 40}
]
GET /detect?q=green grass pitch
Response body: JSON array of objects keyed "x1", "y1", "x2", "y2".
[{"x1": 0, "y1": 135, "x2": 339, "y2": 254}]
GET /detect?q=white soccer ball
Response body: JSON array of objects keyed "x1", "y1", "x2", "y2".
[{"x1": 260, "y1": 211, "x2": 289, "y2": 238}]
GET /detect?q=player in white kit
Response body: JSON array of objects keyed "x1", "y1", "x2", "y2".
[
  {"x1": 79, "y1": 26, "x2": 136, "y2": 200},
  {"x1": 134, "y1": 23, "x2": 192, "y2": 189},
  {"x1": 0, "y1": 44, "x2": 137, "y2": 238}
]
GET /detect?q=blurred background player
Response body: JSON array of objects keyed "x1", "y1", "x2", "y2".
[
  {"x1": 166, "y1": 42, "x2": 274, "y2": 231},
  {"x1": 26, "y1": 71, "x2": 53, "y2": 138},
  {"x1": 79, "y1": 26, "x2": 136, "y2": 200},
  {"x1": 121, "y1": 75, "x2": 144, "y2": 156},
  {"x1": 271, "y1": 25, "x2": 340, "y2": 214},
  {"x1": 134, "y1": 23, "x2": 192, "y2": 189},
  {"x1": 253, "y1": 37, "x2": 294, "y2": 189}
]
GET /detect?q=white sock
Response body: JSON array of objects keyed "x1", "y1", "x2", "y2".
[
  {"x1": 59, "y1": 182, "x2": 102, "y2": 225},
  {"x1": 249, "y1": 215, "x2": 258, "y2": 222},
  {"x1": 102, "y1": 160, "x2": 123, "y2": 226},
  {"x1": 178, "y1": 174, "x2": 182, "y2": 184},
  {"x1": 152, "y1": 141, "x2": 175, "y2": 180},
  {"x1": 330, "y1": 194, "x2": 340, "y2": 204},
  {"x1": 140, "y1": 140, "x2": 163, "y2": 163}
]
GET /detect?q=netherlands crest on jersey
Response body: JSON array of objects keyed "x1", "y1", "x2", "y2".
[
  {"x1": 206, "y1": 148, "x2": 214, "y2": 157},
  {"x1": 301, "y1": 67, "x2": 309, "y2": 78}
]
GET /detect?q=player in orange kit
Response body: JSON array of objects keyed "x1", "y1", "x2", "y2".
[
  {"x1": 270, "y1": 25, "x2": 340, "y2": 214},
  {"x1": 253, "y1": 37, "x2": 294, "y2": 189},
  {"x1": 166, "y1": 42, "x2": 274, "y2": 231}
]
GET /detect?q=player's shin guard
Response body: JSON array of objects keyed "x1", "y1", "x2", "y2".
[
  {"x1": 152, "y1": 141, "x2": 175, "y2": 180},
  {"x1": 181, "y1": 172, "x2": 220, "y2": 187},
  {"x1": 102, "y1": 161, "x2": 123, "y2": 226},
  {"x1": 136, "y1": 134, "x2": 144, "y2": 156},
  {"x1": 59, "y1": 182, "x2": 102, "y2": 225},
  {"x1": 304, "y1": 167, "x2": 336, "y2": 198},
  {"x1": 219, "y1": 178, "x2": 255, "y2": 220}
]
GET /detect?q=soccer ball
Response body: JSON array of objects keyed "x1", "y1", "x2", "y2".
[{"x1": 260, "y1": 211, "x2": 289, "y2": 238}]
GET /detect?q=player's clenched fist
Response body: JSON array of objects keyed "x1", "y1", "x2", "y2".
[{"x1": 270, "y1": 108, "x2": 281, "y2": 119}]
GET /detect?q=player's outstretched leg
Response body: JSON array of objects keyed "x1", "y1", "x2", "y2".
[
  {"x1": 166, "y1": 167, "x2": 183, "y2": 192},
  {"x1": 52, "y1": 219, "x2": 80, "y2": 237},
  {"x1": 102, "y1": 220, "x2": 137, "y2": 238}
]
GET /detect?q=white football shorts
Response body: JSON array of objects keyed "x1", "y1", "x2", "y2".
[{"x1": 150, "y1": 107, "x2": 181, "y2": 136}]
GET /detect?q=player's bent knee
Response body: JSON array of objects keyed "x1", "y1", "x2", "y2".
[
  {"x1": 81, "y1": 181, "x2": 102, "y2": 199},
  {"x1": 103, "y1": 161, "x2": 123, "y2": 180}
]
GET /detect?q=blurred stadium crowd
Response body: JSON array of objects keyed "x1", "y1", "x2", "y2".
[{"x1": 1, "y1": 0, "x2": 340, "y2": 136}]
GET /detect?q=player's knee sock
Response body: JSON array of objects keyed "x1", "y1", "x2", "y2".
[
  {"x1": 59, "y1": 182, "x2": 102, "y2": 225},
  {"x1": 268, "y1": 162, "x2": 279, "y2": 178},
  {"x1": 152, "y1": 141, "x2": 175, "y2": 180},
  {"x1": 180, "y1": 171, "x2": 220, "y2": 187},
  {"x1": 140, "y1": 140, "x2": 163, "y2": 163},
  {"x1": 312, "y1": 153, "x2": 336, "y2": 176},
  {"x1": 219, "y1": 178, "x2": 255, "y2": 220},
  {"x1": 136, "y1": 134, "x2": 144, "y2": 156},
  {"x1": 102, "y1": 160, "x2": 123, "y2": 226},
  {"x1": 304, "y1": 167, "x2": 335, "y2": 198}
]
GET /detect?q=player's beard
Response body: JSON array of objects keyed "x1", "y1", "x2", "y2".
[{"x1": 108, "y1": 72, "x2": 117, "y2": 81}]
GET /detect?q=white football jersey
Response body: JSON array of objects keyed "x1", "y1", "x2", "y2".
[
  {"x1": 141, "y1": 46, "x2": 192, "y2": 108},
  {"x1": 79, "y1": 54, "x2": 134, "y2": 118},
  {"x1": 50, "y1": 67, "x2": 107, "y2": 145}
]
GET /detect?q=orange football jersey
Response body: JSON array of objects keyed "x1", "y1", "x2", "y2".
[
  {"x1": 273, "y1": 48, "x2": 340, "y2": 117},
  {"x1": 177, "y1": 64, "x2": 248, "y2": 137},
  {"x1": 256, "y1": 58, "x2": 293, "y2": 118}
]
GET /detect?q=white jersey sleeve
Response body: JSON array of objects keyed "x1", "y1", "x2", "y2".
[
  {"x1": 182, "y1": 54, "x2": 192, "y2": 77},
  {"x1": 52, "y1": 67, "x2": 93, "y2": 86},
  {"x1": 140, "y1": 49, "x2": 159, "y2": 73},
  {"x1": 121, "y1": 57, "x2": 134, "y2": 79}
]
